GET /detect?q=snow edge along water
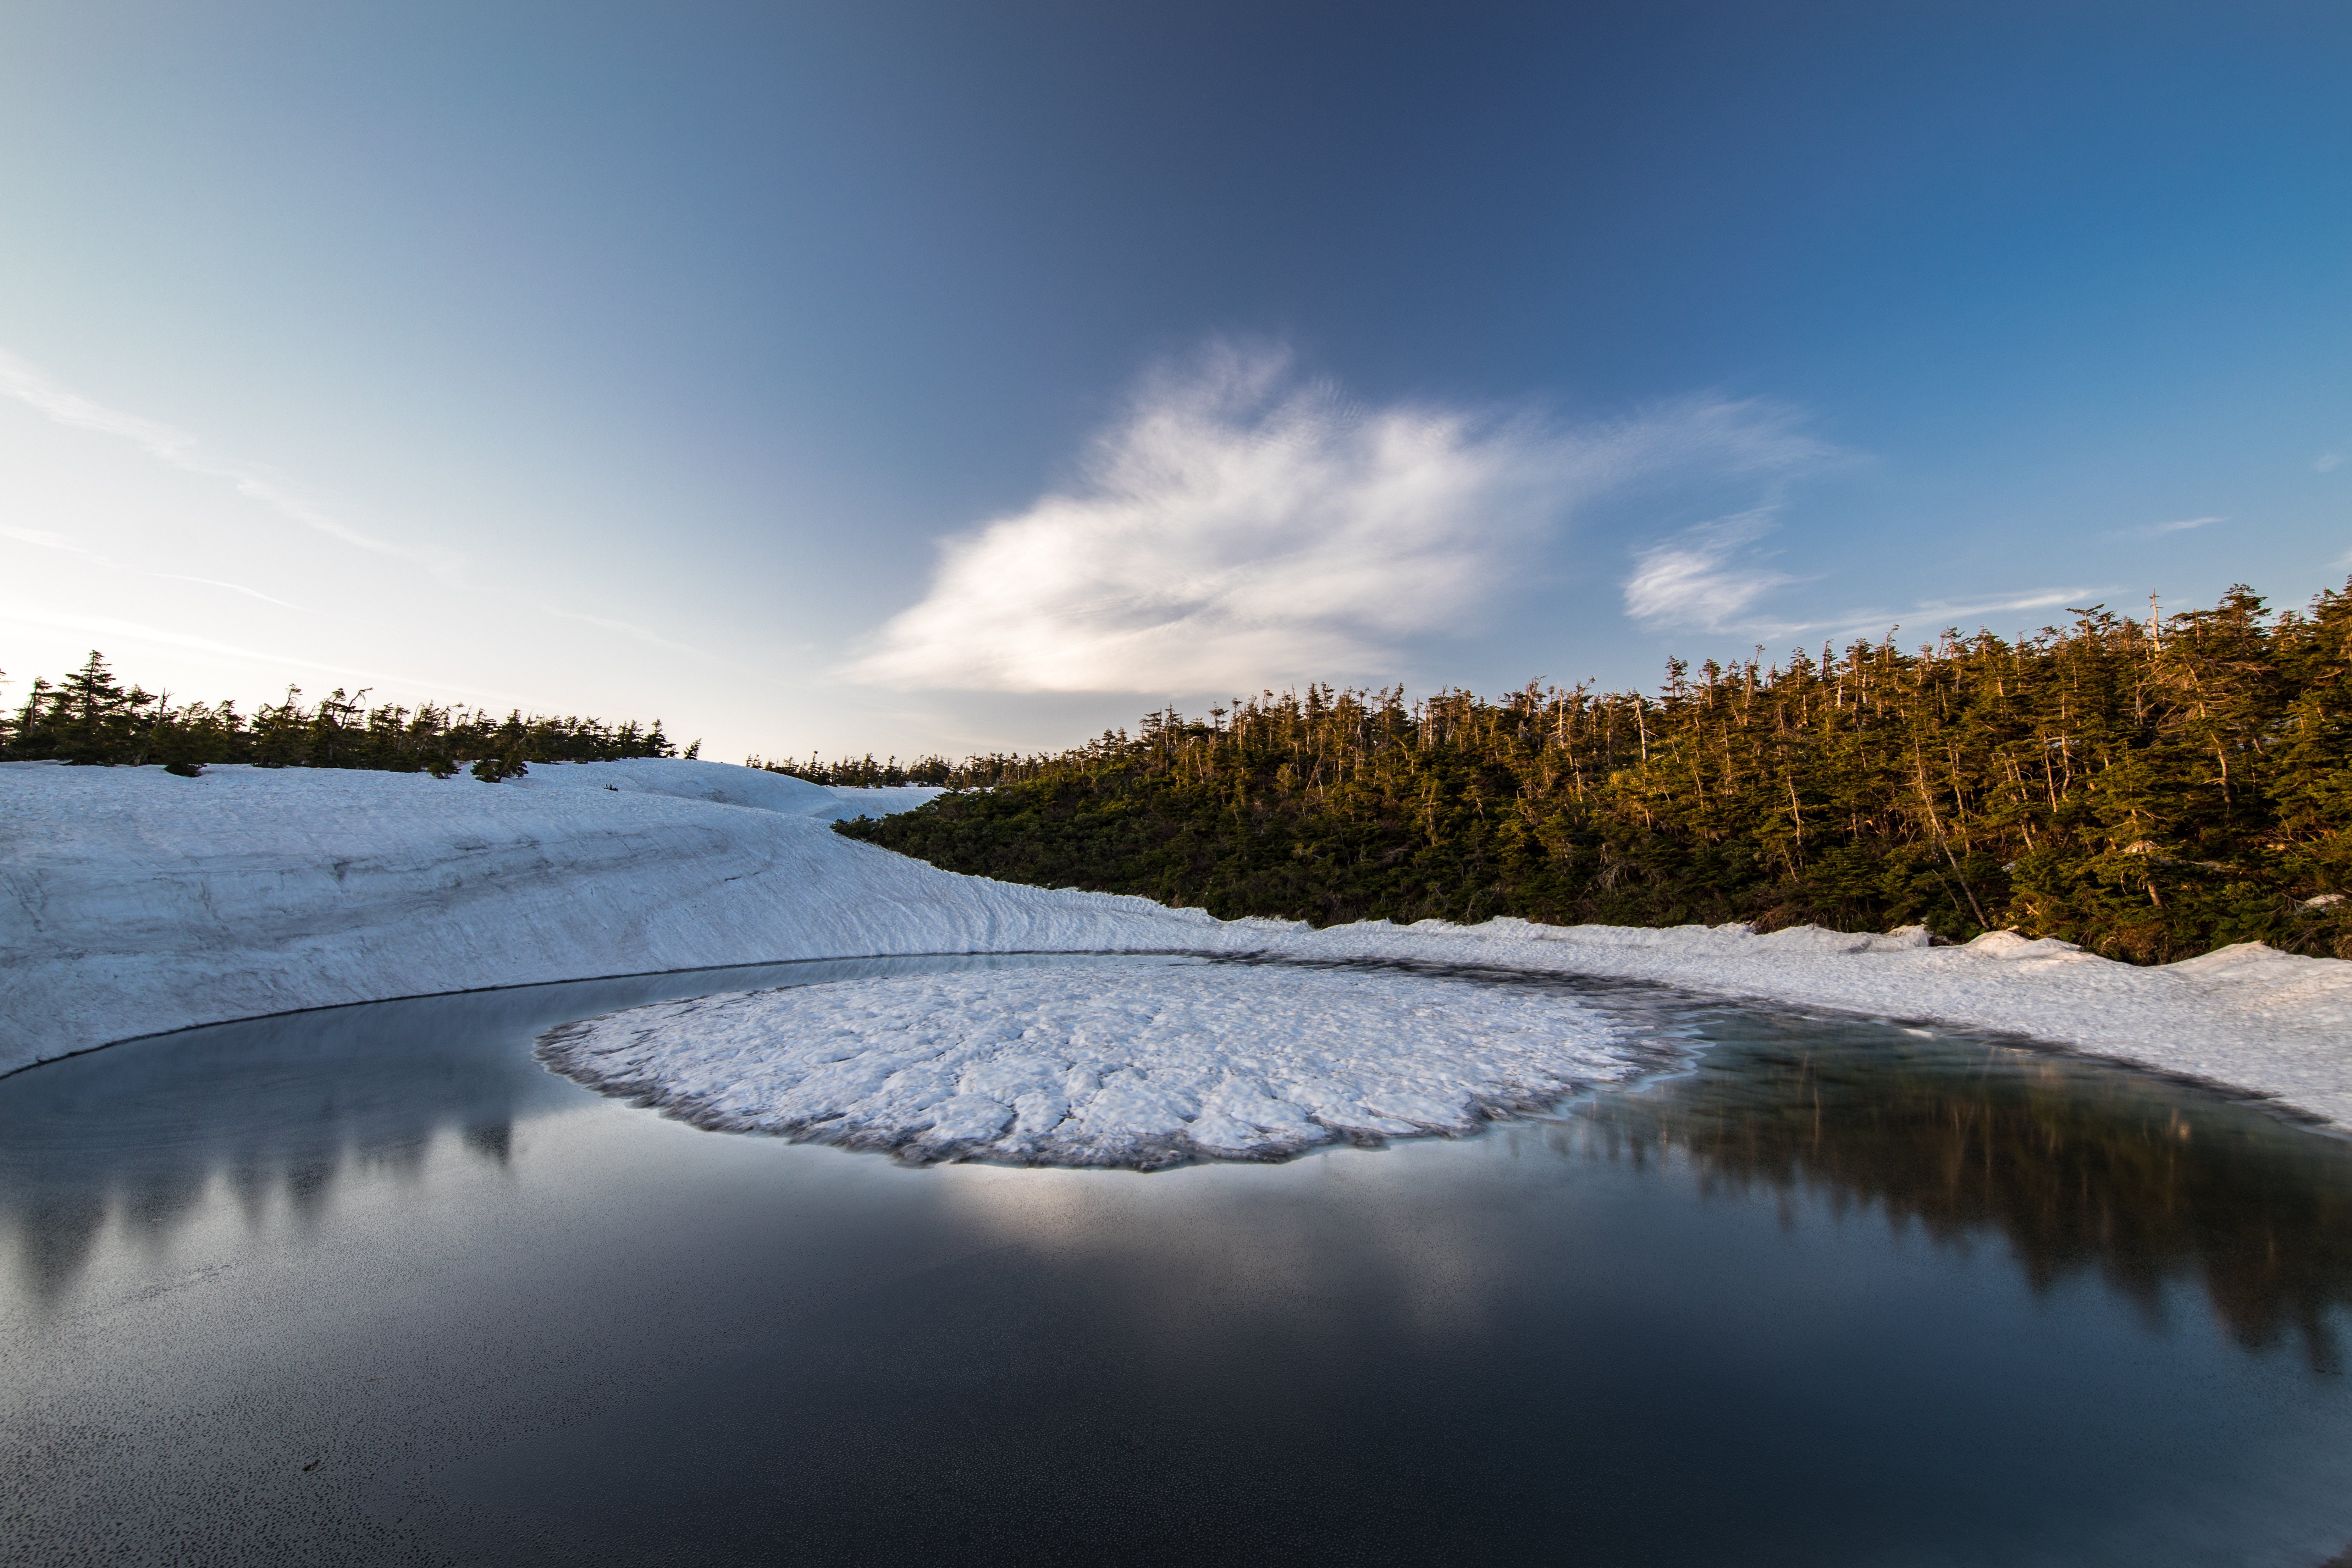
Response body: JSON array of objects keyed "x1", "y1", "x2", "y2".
[{"x1": 4, "y1": 758, "x2": 2351, "y2": 1130}]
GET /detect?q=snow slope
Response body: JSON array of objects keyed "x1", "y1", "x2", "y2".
[
  {"x1": 507, "y1": 758, "x2": 943, "y2": 822},
  {"x1": 6, "y1": 758, "x2": 2351, "y2": 1131},
  {"x1": 541, "y1": 962, "x2": 1641, "y2": 1167},
  {"x1": 0, "y1": 760, "x2": 1260, "y2": 1073}
]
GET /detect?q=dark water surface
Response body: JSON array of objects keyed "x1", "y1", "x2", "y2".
[{"x1": 6, "y1": 954, "x2": 2352, "y2": 1567}]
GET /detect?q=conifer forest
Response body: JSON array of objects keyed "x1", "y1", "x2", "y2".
[
  {"x1": 12, "y1": 580, "x2": 2352, "y2": 964},
  {"x1": 1, "y1": 653, "x2": 683, "y2": 779},
  {"x1": 834, "y1": 583, "x2": 2352, "y2": 964}
]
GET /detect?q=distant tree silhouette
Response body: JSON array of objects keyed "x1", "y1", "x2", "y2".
[{"x1": 1, "y1": 653, "x2": 675, "y2": 775}]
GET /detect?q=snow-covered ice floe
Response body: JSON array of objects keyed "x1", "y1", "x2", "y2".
[
  {"x1": 539, "y1": 962, "x2": 1643, "y2": 1167},
  {"x1": 7, "y1": 757, "x2": 2352, "y2": 1136}
]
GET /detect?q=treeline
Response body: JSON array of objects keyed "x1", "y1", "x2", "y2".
[
  {"x1": 2, "y1": 651, "x2": 685, "y2": 779},
  {"x1": 747, "y1": 750, "x2": 1071, "y2": 789},
  {"x1": 749, "y1": 752, "x2": 958, "y2": 787},
  {"x1": 837, "y1": 582, "x2": 2352, "y2": 965}
]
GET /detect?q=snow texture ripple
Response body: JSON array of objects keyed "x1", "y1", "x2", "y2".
[{"x1": 536, "y1": 962, "x2": 1641, "y2": 1168}]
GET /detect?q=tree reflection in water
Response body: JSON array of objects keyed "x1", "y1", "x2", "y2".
[
  {"x1": 9, "y1": 965, "x2": 2352, "y2": 1380},
  {"x1": 9, "y1": 969, "x2": 2352, "y2": 1567},
  {"x1": 0, "y1": 953, "x2": 1182, "y2": 1314},
  {"x1": 1575, "y1": 1013, "x2": 2352, "y2": 1372},
  {"x1": 0, "y1": 988, "x2": 553, "y2": 1309}
]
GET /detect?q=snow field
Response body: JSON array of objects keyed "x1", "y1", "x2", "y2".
[
  {"x1": 0, "y1": 759, "x2": 1254, "y2": 1072},
  {"x1": 1270, "y1": 919, "x2": 2352, "y2": 1127},
  {"x1": 6, "y1": 758, "x2": 2351, "y2": 1133}
]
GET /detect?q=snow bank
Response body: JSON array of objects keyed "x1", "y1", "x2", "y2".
[
  {"x1": 539, "y1": 962, "x2": 1641, "y2": 1167},
  {"x1": 1263, "y1": 918, "x2": 2352, "y2": 1127},
  {"x1": 7, "y1": 759, "x2": 2352, "y2": 1133},
  {"x1": 507, "y1": 758, "x2": 944, "y2": 822},
  {"x1": 0, "y1": 760, "x2": 1260, "y2": 1073}
]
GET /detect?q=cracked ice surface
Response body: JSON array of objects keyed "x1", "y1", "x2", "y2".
[{"x1": 536, "y1": 962, "x2": 1642, "y2": 1168}]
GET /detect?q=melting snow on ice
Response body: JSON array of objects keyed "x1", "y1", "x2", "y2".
[{"x1": 536, "y1": 962, "x2": 1643, "y2": 1168}]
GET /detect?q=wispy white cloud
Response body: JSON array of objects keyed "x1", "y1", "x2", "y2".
[
  {"x1": 536, "y1": 603, "x2": 710, "y2": 658},
  {"x1": 0, "y1": 602, "x2": 512, "y2": 700},
  {"x1": 156, "y1": 574, "x2": 304, "y2": 609},
  {"x1": 1622, "y1": 509, "x2": 1799, "y2": 630},
  {"x1": 2317, "y1": 454, "x2": 2342, "y2": 474},
  {"x1": 0, "y1": 347, "x2": 457, "y2": 572},
  {"x1": 0, "y1": 524, "x2": 96, "y2": 556},
  {"x1": 2104, "y1": 514, "x2": 2222, "y2": 540},
  {"x1": 0, "y1": 523, "x2": 304, "y2": 608},
  {"x1": 844, "y1": 343, "x2": 1832, "y2": 693},
  {"x1": 1620, "y1": 519, "x2": 2099, "y2": 644},
  {"x1": 1736, "y1": 586, "x2": 2109, "y2": 646},
  {"x1": 1905, "y1": 587, "x2": 2107, "y2": 624}
]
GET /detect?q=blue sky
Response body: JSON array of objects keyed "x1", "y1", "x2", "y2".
[{"x1": 2, "y1": 1, "x2": 2346, "y2": 760}]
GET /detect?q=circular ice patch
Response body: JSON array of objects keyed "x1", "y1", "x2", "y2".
[{"x1": 535, "y1": 961, "x2": 1644, "y2": 1168}]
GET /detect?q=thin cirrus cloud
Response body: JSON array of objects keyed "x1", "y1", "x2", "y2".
[
  {"x1": 1761, "y1": 587, "x2": 2105, "y2": 647},
  {"x1": 1622, "y1": 517, "x2": 2102, "y2": 643},
  {"x1": 2104, "y1": 514, "x2": 2223, "y2": 540},
  {"x1": 1621, "y1": 509, "x2": 1798, "y2": 631},
  {"x1": 843, "y1": 344, "x2": 1832, "y2": 694},
  {"x1": 0, "y1": 346, "x2": 452, "y2": 572},
  {"x1": 535, "y1": 602, "x2": 712, "y2": 659},
  {"x1": 0, "y1": 601, "x2": 513, "y2": 701},
  {"x1": 1842, "y1": 587, "x2": 2108, "y2": 644},
  {"x1": 0, "y1": 524, "x2": 307, "y2": 609}
]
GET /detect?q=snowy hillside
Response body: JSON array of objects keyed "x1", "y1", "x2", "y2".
[
  {"x1": 0, "y1": 759, "x2": 1263, "y2": 1073},
  {"x1": 505, "y1": 756, "x2": 946, "y2": 822},
  {"x1": 5, "y1": 758, "x2": 2350, "y2": 1130}
]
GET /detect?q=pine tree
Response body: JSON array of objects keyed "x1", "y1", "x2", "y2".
[{"x1": 837, "y1": 579, "x2": 2352, "y2": 964}]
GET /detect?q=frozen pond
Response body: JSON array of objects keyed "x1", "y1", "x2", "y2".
[{"x1": 6, "y1": 953, "x2": 2352, "y2": 1565}]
